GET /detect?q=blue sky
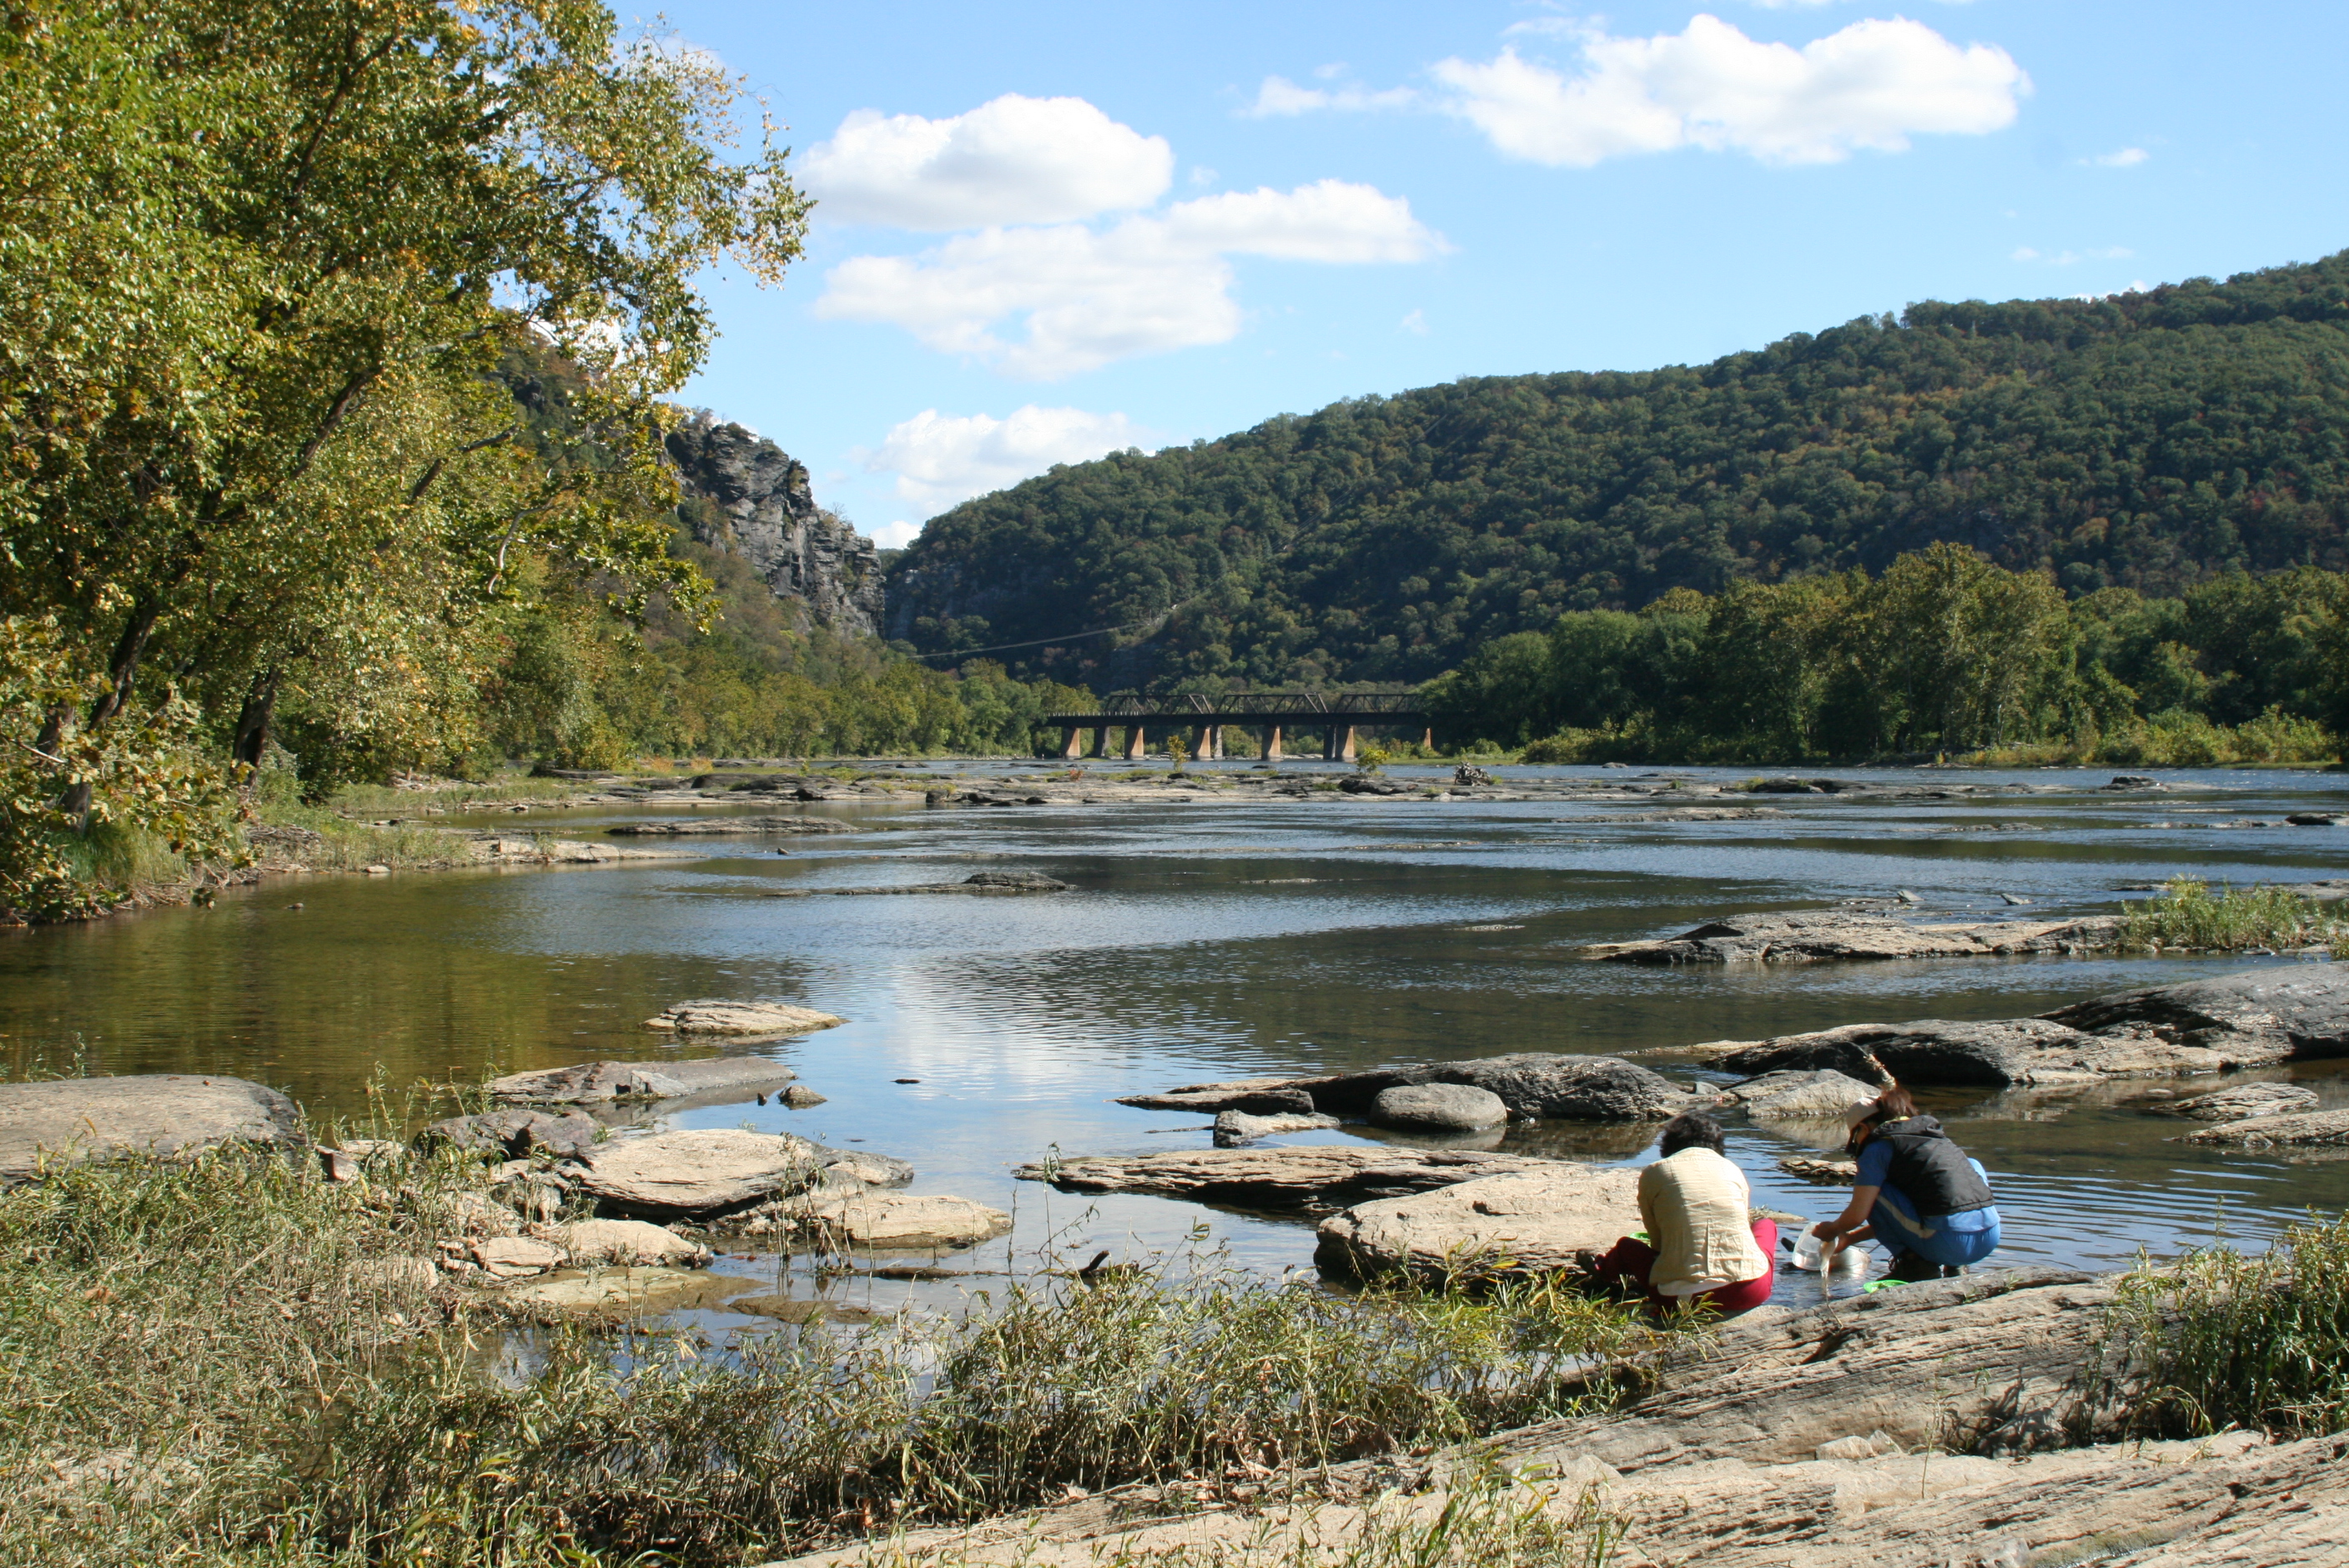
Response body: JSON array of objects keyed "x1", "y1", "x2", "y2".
[{"x1": 656, "y1": 2, "x2": 2349, "y2": 548}]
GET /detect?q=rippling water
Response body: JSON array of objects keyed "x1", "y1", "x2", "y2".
[{"x1": 6, "y1": 760, "x2": 2346, "y2": 1317}]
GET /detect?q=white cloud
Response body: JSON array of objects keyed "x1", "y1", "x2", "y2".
[
  {"x1": 1242, "y1": 74, "x2": 1420, "y2": 117},
  {"x1": 1400, "y1": 308, "x2": 1429, "y2": 334},
  {"x1": 1430, "y1": 15, "x2": 2029, "y2": 167},
  {"x1": 815, "y1": 179, "x2": 1444, "y2": 379},
  {"x1": 2013, "y1": 245, "x2": 2133, "y2": 266},
  {"x1": 870, "y1": 519, "x2": 923, "y2": 550},
  {"x1": 864, "y1": 406, "x2": 1154, "y2": 515},
  {"x1": 800, "y1": 94, "x2": 1173, "y2": 229},
  {"x1": 2085, "y1": 146, "x2": 2149, "y2": 167}
]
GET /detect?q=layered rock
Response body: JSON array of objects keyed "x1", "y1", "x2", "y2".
[
  {"x1": 1212, "y1": 1109, "x2": 1339, "y2": 1146},
  {"x1": 1014, "y1": 1147, "x2": 1557, "y2": 1209},
  {"x1": 571, "y1": 1128, "x2": 911, "y2": 1217},
  {"x1": 487, "y1": 1056, "x2": 800, "y2": 1104},
  {"x1": 666, "y1": 413, "x2": 884, "y2": 636},
  {"x1": 0, "y1": 1074, "x2": 304, "y2": 1183},
  {"x1": 1587, "y1": 908, "x2": 2118, "y2": 964},
  {"x1": 2042, "y1": 966, "x2": 2349, "y2": 1059},
  {"x1": 1119, "y1": 1055, "x2": 1707, "y2": 1123},
  {"x1": 1721, "y1": 1068, "x2": 1883, "y2": 1118},
  {"x1": 643, "y1": 999, "x2": 846, "y2": 1037},
  {"x1": 1314, "y1": 1166, "x2": 1642, "y2": 1281},
  {"x1": 783, "y1": 1191, "x2": 1013, "y2": 1251},
  {"x1": 2145, "y1": 1082, "x2": 2319, "y2": 1121},
  {"x1": 2182, "y1": 1108, "x2": 2349, "y2": 1146}
]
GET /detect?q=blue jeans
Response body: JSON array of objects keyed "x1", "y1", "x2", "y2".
[{"x1": 1869, "y1": 1185, "x2": 2000, "y2": 1268}]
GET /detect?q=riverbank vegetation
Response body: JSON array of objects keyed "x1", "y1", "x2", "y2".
[
  {"x1": 2115, "y1": 877, "x2": 2349, "y2": 956},
  {"x1": 1427, "y1": 544, "x2": 2347, "y2": 763},
  {"x1": 0, "y1": 1143, "x2": 1663, "y2": 1565}
]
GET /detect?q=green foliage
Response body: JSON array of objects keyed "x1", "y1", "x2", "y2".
[
  {"x1": 1426, "y1": 544, "x2": 2349, "y2": 761},
  {"x1": 891, "y1": 254, "x2": 2349, "y2": 688},
  {"x1": 2116, "y1": 877, "x2": 2349, "y2": 954},
  {"x1": 2102, "y1": 1214, "x2": 2349, "y2": 1439}
]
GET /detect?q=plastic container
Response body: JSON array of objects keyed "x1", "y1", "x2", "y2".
[{"x1": 1791, "y1": 1228, "x2": 1824, "y2": 1271}]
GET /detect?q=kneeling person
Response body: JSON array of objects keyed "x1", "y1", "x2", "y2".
[
  {"x1": 1592, "y1": 1112, "x2": 1776, "y2": 1317},
  {"x1": 1813, "y1": 1087, "x2": 2001, "y2": 1283}
]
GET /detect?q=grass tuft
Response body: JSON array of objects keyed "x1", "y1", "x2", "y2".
[{"x1": 2116, "y1": 876, "x2": 2349, "y2": 954}]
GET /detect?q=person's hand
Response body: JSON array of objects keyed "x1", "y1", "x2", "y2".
[{"x1": 1808, "y1": 1220, "x2": 1835, "y2": 1239}]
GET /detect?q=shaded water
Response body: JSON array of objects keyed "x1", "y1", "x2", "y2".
[{"x1": 7, "y1": 761, "x2": 2348, "y2": 1320}]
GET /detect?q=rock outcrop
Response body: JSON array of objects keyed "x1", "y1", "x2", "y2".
[
  {"x1": 642, "y1": 1000, "x2": 846, "y2": 1037},
  {"x1": 1368, "y1": 1083, "x2": 1510, "y2": 1132},
  {"x1": 2145, "y1": 1082, "x2": 2319, "y2": 1121},
  {"x1": 0, "y1": 1074, "x2": 305, "y2": 1183},
  {"x1": 1015, "y1": 1147, "x2": 1559, "y2": 1209},
  {"x1": 1315, "y1": 1166, "x2": 1642, "y2": 1281},
  {"x1": 487, "y1": 1056, "x2": 800, "y2": 1104},
  {"x1": 1120, "y1": 1056, "x2": 1708, "y2": 1123},
  {"x1": 571, "y1": 1128, "x2": 911, "y2": 1217},
  {"x1": 1587, "y1": 909, "x2": 2118, "y2": 964},
  {"x1": 1715, "y1": 1017, "x2": 2290, "y2": 1087},
  {"x1": 2181, "y1": 1107, "x2": 2349, "y2": 1146},
  {"x1": 666, "y1": 413, "x2": 884, "y2": 636},
  {"x1": 2041, "y1": 965, "x2": 2349, "y2": 1059}
]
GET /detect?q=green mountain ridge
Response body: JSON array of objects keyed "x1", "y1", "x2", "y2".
[{"x1": 883, "y1": 251, "x2": 2349, "y2": 689}]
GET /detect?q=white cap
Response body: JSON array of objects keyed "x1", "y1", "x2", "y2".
[{"x1": 1842, "y1": 1097, "x2": 1881, "y2": 1132}]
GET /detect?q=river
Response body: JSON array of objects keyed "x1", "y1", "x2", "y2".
[{"x1": 6, "y1": 760, "x2": 2347, "y2": 1320}]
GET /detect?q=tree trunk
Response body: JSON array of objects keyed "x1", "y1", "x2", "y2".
[{"x1": 231, "y1": 672, "x2": 280, "y2": 771}]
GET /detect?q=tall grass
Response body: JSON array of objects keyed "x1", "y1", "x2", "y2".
[
  {"x1": 2100, "y1": 1213, "x2": 2349, "y2": 1439},
  {"x1": 2116, "y1": 876, "x2": 2349, "y2": 954},
  {"x1": 0, "y1": 1148, "x2": 1664, "y2": 1566}
]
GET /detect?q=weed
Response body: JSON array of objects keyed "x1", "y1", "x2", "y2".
[{"x1": 2116, "y1": 876, "x2": 2348, "y2": 954}]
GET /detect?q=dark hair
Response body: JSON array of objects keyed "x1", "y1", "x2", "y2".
[
  {"x1": 1657, "y1": 1112, "x2": 1726, "y2": 1158},
  {"x1": 1869, "y1": 1085, "x2": 1919, "y2": 1123}
]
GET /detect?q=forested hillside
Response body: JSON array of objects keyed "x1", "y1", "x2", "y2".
[{"x1": 888, "y1": 254, "x2": 2349, "y2": 687}]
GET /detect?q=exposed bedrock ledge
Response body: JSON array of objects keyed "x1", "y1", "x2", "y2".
[
  {"x1": 1118, "y1": 1054, "x2": 1712, "y2": 1123},
  {"x1": 0, "y1": 1074, "x2": 306, "y2": 1183},
  {"x1": 1586, "y1": 907, "x2": 2120, "y2": 965},
  {"x1": 488, "y1": 1057, "x2": 800, "y2": 1105},
  {"x1": 1014, "y1": 1146, "x2": 1561, "y2": 1209}
]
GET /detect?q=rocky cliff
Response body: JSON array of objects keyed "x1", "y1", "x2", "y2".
[{"x1": 664, "y1": 414, "x2": 884, "y2": 638}]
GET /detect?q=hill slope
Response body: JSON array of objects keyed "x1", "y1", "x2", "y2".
[{"x1": 884, "y1": 253, "x2": 2349, "y2": 687}]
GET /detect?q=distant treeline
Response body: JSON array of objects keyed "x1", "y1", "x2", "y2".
[{"x1": 1422, "y1": 544, "x2": 2346, "y2": 765}]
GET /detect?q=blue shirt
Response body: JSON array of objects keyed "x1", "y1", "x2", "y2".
[{"x1": 1858, "y1": 1139, "x2": 1999, "y2": 1233}]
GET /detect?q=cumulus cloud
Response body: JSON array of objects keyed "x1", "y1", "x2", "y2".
[
  {"x1": 864, "y1": 405, "x2": 1154, "y2": 516},
  {"x1": 1243, "y1": 74, "x2": 1420, "y2": 117},
  {"x1": 815, "y1": 179, "x2": 1444, "y2": 379},
  {"x1": 1430, "y1": 14, "x2": 2029, "y2": 167},
  {"x1": 800, "y1": 93, "x2": 1173, "y2": 229}
]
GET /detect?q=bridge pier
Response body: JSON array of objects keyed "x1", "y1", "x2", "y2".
[
  {"x1": 1124, "y1": 724, "x2": 1149, "y2": 761},
  {"x1": 1262, "y1": 724, "x2": 1283, "y2": 761},
  {"x1": 1089, "y1": 726, "x2": 1110, "y2": 759},
  {"x1": 1324, "y1": 723, "x2": 1357, "y2": 762},
  {"x1": 1061, "y1": 726, "x2": 1086, "y2": 759},
  {"x1": 1199, "y1": 723, "x2": 1221, "y2": 760}
]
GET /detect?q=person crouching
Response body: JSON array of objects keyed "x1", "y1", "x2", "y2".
[
  {"x1": 1810, "y1": 1086, "x2": 2001, "y2": 1283},
  {"x1": 1589, "y1": 1112, "x2": 1777, "y2": 1318}
]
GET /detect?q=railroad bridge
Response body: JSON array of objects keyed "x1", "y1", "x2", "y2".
[{"x1": 1043, "y1": 692, "x2": 1431, "y2": 761}]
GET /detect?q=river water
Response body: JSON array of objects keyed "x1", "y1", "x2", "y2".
[{"x1": 7, "y1": 761, "x2": 2348, "y2": 1320}]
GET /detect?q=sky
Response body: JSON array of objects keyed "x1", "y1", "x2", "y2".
[{"x1": 652, "y1": 2, "x2": 2349, "y2": 549}]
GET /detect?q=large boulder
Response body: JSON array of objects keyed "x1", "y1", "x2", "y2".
[
  {"x1": 486, "y1": 1056, "x2": 797, "y2": 1105},
  {"x1": 1314, "y1": 1166, "x2": 1642, "y2": 1281},
  {"x1": 0, "y1": 1074, "x2": 304, "y2": 1183},
  {"x1": 1015, "y1": 1146, "x2": 1557, "y2": 1209},
  {"x1": 1722, "y1": 1068, "x2": 1884, "y2": 1118},
  {"x1": 1369, "y1": 1083, "x2": 1509, "y2": 1132},
  {"x1": 571, "y1": 1128, "x2": 909, "y2": 1217},
  {"x1": 1716, "y1": 1017, "x2": 2283, "y2": 1087},
  {"x1": 417, "y1": 1108, "x2": 604, "y2": 1159},
  {"x1": 1586, "y1": 910, "x2": 2116, "y2": 965},
  {"x1": 642, "y1": 1000, "x2": 845, "y2": 1036},
  {"x1": 558, "y1": 1218, "x2": 712, "y2": 1268},
  {"x1": 2040, "y1": 965, "x2": 2349, "y2": 1060},
  {"x1": 785, "y1": 1191, "x2": 1013, "y2": 1251}
]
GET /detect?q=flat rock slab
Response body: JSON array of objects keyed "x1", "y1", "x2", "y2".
[
  {"x1": 787, "y1": 1192, "x2": 1013, "y2": 1251},
  {"x1": 1778, "y1": 1153, "x2": 1859, "y2": 1185},
  {"x1": 1314, "y1": 1166, "x2": 1642, "y2": 1281},
  {"x1": 572, "y1": 1128, "x2": 910, "y2": 1217},
  {"x1": 1585, "y1": 909, "x2": 2118, "y2": 964},
  {"x1": 1723, "y1": 1068, "x2": 1884, "y2": 1118},
  {"x1": 2145, "y1": 1082, "x2": 2320, "y2": 1121},
  {"x1": 1715, "y1": 1017, "x2": 2287, "y2": 1087},
  {"x1": 2182, "y1": 1107, "x2": 2349, "y2": 1146},
  {"x1": 1122, "y1": 1055, "x2": 1708, "y2": 1123},
  {"x1": 1213, "y1": 1109, "x2": 1338, "y2": 1146},
  {"x1": 2042, "y1": 965, "x2": 2349, "y2": 1060},
  {"x1": 643, "y1": 1000, "x2": 845, "y2": 1037},
  {"x1": 557, "y1": 1219, "x2": 712, "y2": 1268},
  {"x1": 0, "y1": 1074, "x2": 304, "y2": 1182},
  {"x1": 487, "y1": 1057, "x2": 798, "y2": 1104},
  {"x1": 767, "y1": 872, "x2": 1069, "y2": 897},
  {"x1": 1015, "y1": 1146, "x2": 1557, "y2": 1209},
  {"x1": 605, "y1": 817, "x2": 856, "y2": 836}
]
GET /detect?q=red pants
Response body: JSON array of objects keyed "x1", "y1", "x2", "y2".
[{"x1": 1591, "y1": 1220, "x2": 1778, "y2": 1318}]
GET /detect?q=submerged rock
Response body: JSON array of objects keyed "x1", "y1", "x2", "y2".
[
  {"x1": 2143, "y1": 1081, "x2": 2319, "y2": 1121},
  {"x1": 1315, "y1": 1166, "x2": 1642, "y2": 1281},
  {"x1": 1015, "y1": 1146, "x2": 1555, "y2": 1209},
  {"x1": 1368, "y1": 1083, "x2": 1510, "y2": 1132},
  {"x1": 1586, "y1": 909, "x2": 2118, "y2": 965},
  {"x1": 766, "y1": 872, "x2": 1070, "y2": 897},
  {"x1": 487, "y1": 1056, "x2": 799, "y2": 1104},
  {"x1": 0, "y1": 1074, "x2": 304, "y2": 1183},
  {"x1": 1212, "y1": 1109, "x2": 1339, "y2": 1146},
  {"x1": 643, "y1": 1000, "x2": 846, "y2": 1037}
]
